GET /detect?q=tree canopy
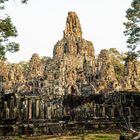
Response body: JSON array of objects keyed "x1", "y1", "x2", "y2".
[
  {"x1": 124, "y1": 0, "x2": 140, "y2": 60},
  {"x1": 0, "y1": 0, "x2": 28, "y2": 60}
]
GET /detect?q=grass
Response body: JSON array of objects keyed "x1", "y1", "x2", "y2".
[
  {"x1": 87, "y1": 134, "x2": 119, "y2": 140},
  {"x1": 0, "y1": 133, "x2": 120, "y2": 140},
  {"x1": 48, "y1": 133, "x2": 120, "y2": 140}
]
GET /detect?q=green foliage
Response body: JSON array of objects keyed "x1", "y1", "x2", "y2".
[
  {"x1": 0, "y1": 0, "x2": 28, "y2": 9},
  {"x1": 0, "y1": 16, "x2": 19, "y2": 60},
  {"x1": 0, "y1": 0, "x2": 28, "y2": 60},
  {"x1": 21, "y1": 0, "x2": 28, "y2": 4},
  {"x1": 0, "y1": 0, "x2": 28, "y2": 4},
  {"x1": 124, "y1": 0, "x2": 140, "y2": 60}
]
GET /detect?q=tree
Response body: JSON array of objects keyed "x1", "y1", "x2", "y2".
[
  {"x1": 124, "y1": 0, "x2": 140, "y2": 60},
  {"x1": 0, "y1": 16, "x2": 19, "y2": 60},
  {"x1": 0, "y1": 0, "x2": 28, "y2": 60}
]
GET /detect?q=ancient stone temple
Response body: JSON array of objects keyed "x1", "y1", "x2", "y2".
[
  {"x1": 46, "y1": 11, "x2": 95, "y2": 96},
  {"x1": 0, "y1": 11, "x2": 140, "y2": 137}
]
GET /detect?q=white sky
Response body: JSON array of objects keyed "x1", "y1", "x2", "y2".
[{"x1": 4, "y1": 0, "x2": 132, "y2": 63}]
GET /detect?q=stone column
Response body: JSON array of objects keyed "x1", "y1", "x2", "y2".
[
  {"x1": 0, "y1": 99, "x2": 2, "y2": 119},
  {"x1": 96, "y1": 104, "x2": 100, "y2": 117},
  {"x1": 11, "y1": 107, "x2": 17, "y2": 119},
  {"x1": 31, "y1": 81, "x2": 34, "y2": 93},
  {"x1": 25, "y1": 98, "x2": 28, "y2": 119},
  {"x1": 0, "y1": 82, "x2": 2, "y2": 92},
  {"x1": 40, "y1": 101, "x2": 44, "y2": 119},
  {"x1": 128, "y1": 107, "x2": 131, "y2": 117},
  {"x1": 127, "y1": 107, "x2": 132, "y2": 127},
  {"x1": 21, "y1": 108, "x2": 24, "y2": 120},
  {"x1": 111, "y1": 105, "x2": 115, "y2": 118},
  {"x1": 35, "y1": 98, "x2": 40, "y2": 118},
  {"x1": 10, "y1": 96, "x2": 15, "y2": 108},
  {"x1": 28, "y1": 98, "x2": 32, "y2": 119},
  {"x1": 119, "y1": 106, "x2": 122, "y2": 118},
  {"x1": 3, "y1": 101, "x2": 9, "y2": 119},
  {"x1": 10, "y1": 96, "x2": 15, "y2": 118},
  {"x1": 44, "y1": 103, "x2": 48, "y2": 119},
  {"x1": 14, "y1": 94, "x2": 21, "y2": 122},
  {"x1": 47, "y1": 103, "x2": 52, "y2": 119},
  {"x1": 102, "y1": 105, "x2": 106, "y2": 118},
  {"x1": 93, "y1": 104, "x2": 96, "y2": 118},
  {"x1": 21, "y1": 100, "x2": 27, "y2": 120},
  {"x1": 32, "y1": 98, "x2": 36, "y2": 119}
]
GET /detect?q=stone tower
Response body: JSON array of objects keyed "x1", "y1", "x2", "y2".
[
  {"x1": 95, "y1": 49, "x2": 118, "y2": 93},
  {"x1": 45, "y1": 11, "x2": 96, "y2": 95},
  {"x1": 123, "y1": 59, "x2": 140, "y2": 91}
]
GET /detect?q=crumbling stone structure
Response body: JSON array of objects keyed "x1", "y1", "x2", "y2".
[
  {"x1": 0, "y1": 11, "x2": 140, "y2": 136},
  {"x1": 123, "y1": 59, "x2": 140, "y2": 92}
]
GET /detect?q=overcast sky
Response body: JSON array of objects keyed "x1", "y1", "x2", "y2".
[{"x1": 4, "y1": 0, "x2": 132, "y2": 63}]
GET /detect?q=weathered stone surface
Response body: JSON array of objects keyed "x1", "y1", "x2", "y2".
[
  {"x1": 63, "y1": 11, "x2": 82, "y2": 39},
  {"x1": 0, "y1": 61, "x2": 9, "y2": 83},
  {"x1": 53, "y1": 12, "x2": 94, "y2": 59},
  {"x1": 0, "y1": 61, "x2": 24, "y2": 93},
  {"x1": 0, "y1": 11, "x2": 140, "y2": 137},
  {"x1": 123, "y1": 59, "x2": 140, "y2": 91},
  {"x1": 29, "y1": 53, "x2": 44, "y2": 79},
  {"x1": 94, "y1": 49, "x2": 118, "y2": 93},
  {"x1": 47, "y1": 11, "x2": 95, "y2": 95},
  {"x1": 1, "y1": 11, "x2": 140, "y2": 96}
]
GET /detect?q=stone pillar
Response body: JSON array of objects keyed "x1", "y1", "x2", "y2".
[
  {"x1": 44, "y1": 103, "x2": 48, "y2": 119},
  {"x1": 28, "y1": 98, "x2": 32, "y2": 119},
  {"x1": 102, "y1": 105, "x2": 106, "y2": 117},
  {"x1": 127, "y1": 107, "x2": 132, "y2": 127},
  {"x1": 21, "y1": 108, "x2": 24, "y2": 120},
  {"x1": 25, "y1": 98, "x2": 28, "y2": 119},
  {"x1": 47, "y1": 103, "x2": 52, "y2": 119},
  {"x1": 32, "y1": 98, "x2": 36, "y2": 119},
  {"x1": 0, "y1": 99, "x2": 2, "y2": 119},
  {"x1": 35, "y1": 98, "x2": 40, "y2": 118},
  {"x1": 21, "y1": 100, "x2": 27, "y2": 120},
  {"x1": 40, "y1": 101, "x2": 44, "y2": 119},
  {"x1": 3, "y1": 101, "x2": 9, "y2": 119},
  {"x1": 96, "y1": 104, "x2": 100, "y2": 117},
  {"x1": 93, "y1": 104, "x2": 96, "y2": 118},
  {"x1": 10, "y1": 96, "x2": 15, "y2": 108},
  {"x1": 14, "y1": 94, "x2": 21, "y2": 122},
  {"x1": 119, "y1": 106, "x2": 122, "y2": 118},
  {"x1": 111, "y1": 105, "x2": 115, "y2": 118},
  {"x1": 128, "y1": 107, "x2": 131, "y2": 117},
  {"x1": 11, "y1": 107, "x2": 17, "y2": 119},
  {"x1": 10, "y1": 96, "x2": 16, "y2": 118},
  {"x1": 0, "y1": 82, "x2": 2, "y2": 92}
]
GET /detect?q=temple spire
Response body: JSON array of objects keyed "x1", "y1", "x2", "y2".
[{"x1": 63, "y1": 11, "x2": 82, "y2": 39}]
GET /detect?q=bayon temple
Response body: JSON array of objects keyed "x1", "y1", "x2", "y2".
[{"x1": 0, "y1": 11, "x2": 140, "y2": 136}]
